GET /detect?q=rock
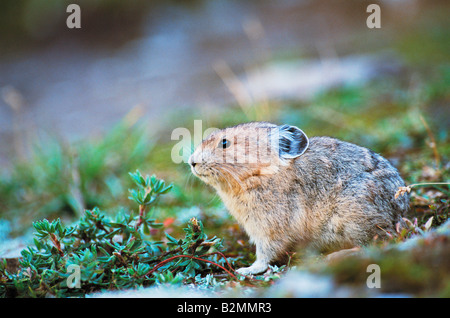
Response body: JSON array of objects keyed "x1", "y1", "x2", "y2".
[
  {"x1": 262, "y1": 270, "x2": 350, "y2": 298},
  {"x1": 1, "y1": 257, "x2": 21, "y2": 274},
  {"x1": 0, "y1": 236, "x2": 27, "y2": 274}
]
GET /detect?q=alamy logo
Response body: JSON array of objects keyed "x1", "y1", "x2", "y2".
[
  {"x1": 170, "y1": 120, "x2": 289, "y2": 166},
  {"x1": 366, "y1": 4, "x2": 381, "y2": 29},
  {"x1": 66, "y1": 264, "x2": 81, "y2": 288},
  {"x1": 66, "y1": 4, "x2": 81, "y2": 29},
  {"x1": 366, "y1": 264, "x2": 381, "y2": 288},
  {"x1": 171, "y1": 120, "x2": 218, "y2": 164}
]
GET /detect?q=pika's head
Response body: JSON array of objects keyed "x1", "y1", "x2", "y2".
[{"x1": 188, "y1": 122, "x2": 309, "y2": 191}]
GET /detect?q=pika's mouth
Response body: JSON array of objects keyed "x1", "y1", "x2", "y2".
[
  {"x1": 190, "y1": 166, "x2": 208, "y2": 178},
  {"x1": 193, "y1": 171, "x2": 208, "y2": 177}
]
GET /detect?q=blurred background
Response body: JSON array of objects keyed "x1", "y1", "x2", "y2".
[
  {"x1": 1, "y1": 0, "x2": 448, "y2": 164},
  {"x1": 0, "y1": 0, "x2": 449, "y2": 294}
]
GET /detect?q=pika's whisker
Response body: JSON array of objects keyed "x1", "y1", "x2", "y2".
[
  {"x1": 184, "y1": 169, "x2": 195, "y2": 200},
  {"x1": 212, "y1": 166, "x2": 234, "y2": 190}
]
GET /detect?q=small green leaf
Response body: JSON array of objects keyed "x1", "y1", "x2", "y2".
[
  {"x1": 159, "y1": 185, "x2": 173, "y2": 194},
  {"x1": 149, "y1": 222, "x2": 164, "y2": 229},
  {"x1": 143, "y1": 222, "x2": 150, "y2": 235}
]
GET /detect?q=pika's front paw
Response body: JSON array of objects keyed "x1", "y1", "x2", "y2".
[{"x1": 236, "y1": 262, "x2": 268, "y2": 276}]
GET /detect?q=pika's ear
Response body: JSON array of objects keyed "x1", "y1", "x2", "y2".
[{"x1": 277, "y1": 124, "x2": 309, "y2": 159}]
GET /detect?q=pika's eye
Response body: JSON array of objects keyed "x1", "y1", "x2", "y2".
[{"x1": 218, "y1": 138, "x2": 231, "y2": 149}]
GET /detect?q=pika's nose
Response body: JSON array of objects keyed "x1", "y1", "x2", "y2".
[{"x1": 188, "y1": 156, "x2": 197, "y2": 167}]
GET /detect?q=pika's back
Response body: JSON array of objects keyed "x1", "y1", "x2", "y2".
[
  {"x1": 299, "y1": 136, "x2": 396, "y2": 179},
  {"x1": 294, "y1": 136, "x2": 409, "y2": 223}
]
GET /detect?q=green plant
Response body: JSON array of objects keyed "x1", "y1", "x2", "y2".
[
  {"x1": 0, "y1": 120, "x2": 157, "y2": 235},
  {"x1": 0, "y1": 170, "x2": 237, "y2": 298}
]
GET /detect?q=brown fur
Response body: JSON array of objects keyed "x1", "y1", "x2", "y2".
[{"x1": 189, "y1": 122, "x2": 409, "y2": 275}]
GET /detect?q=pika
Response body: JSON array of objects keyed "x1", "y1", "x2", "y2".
[{"x1": 189, "y1": 122, "x2": 409, "y2": 275}]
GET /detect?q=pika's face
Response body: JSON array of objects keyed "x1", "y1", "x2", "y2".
[{"x1": 189, "y1": 122, "x2": 309, "y2": 190}]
